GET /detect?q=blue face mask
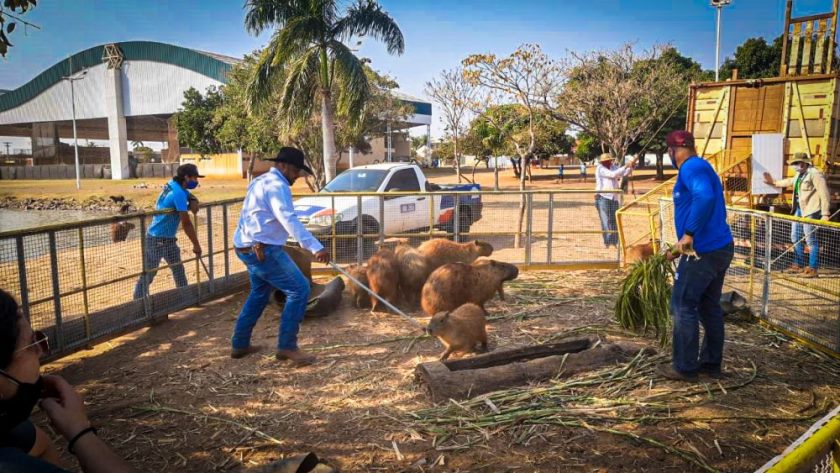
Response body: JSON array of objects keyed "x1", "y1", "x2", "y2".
[{"x1": 186, "y1": 180, "x2": 199, "y2": 190}]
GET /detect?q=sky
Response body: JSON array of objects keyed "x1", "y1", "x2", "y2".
[{"x1": 0, "y1": 0, "x2": 835, "y2": 148}]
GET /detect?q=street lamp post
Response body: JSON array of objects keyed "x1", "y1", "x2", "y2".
[
  {"x1": 712, "y1": 0, "x2": 733, "y2": 82},
  {"x1": 61, "y1": 70, "x2": 87, "y2": 190}
]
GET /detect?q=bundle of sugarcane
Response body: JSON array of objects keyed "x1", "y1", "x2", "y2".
[{"x1": 614, "y1": 252, "x2": 675, "y2": 346}]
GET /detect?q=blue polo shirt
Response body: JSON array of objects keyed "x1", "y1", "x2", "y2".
[
  {"x1": 673, "y1": 156, "x2": 733, "y2": 253},
  {"x1": 147, "y1": 179, "x2": 190, "y2": 238}
]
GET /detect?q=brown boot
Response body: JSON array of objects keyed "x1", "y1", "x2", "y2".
[
  {"x1": 657, "y1": 363, "x2": 698, "y2": 382},
  {"x1": 785, "y1": 264, "x2": 804, "y2": 274},
  {"x1": 231, "y1": 345, "x2": 262, "y2": 359},
  {"x1": 803, "y1": 267, "x2": 819, "y2": 278},
  {"x1": 276, "y1": 349, "x2": 317, "y2": 366}
]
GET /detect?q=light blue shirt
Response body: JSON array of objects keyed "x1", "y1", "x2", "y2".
[
  {"x1": 147, "y1": 179, "x2": 190, "y2": 238},
  {"x1": 233, "y1": 167, "x2": 324, "y2": 254}
]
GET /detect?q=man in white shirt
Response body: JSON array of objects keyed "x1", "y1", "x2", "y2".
[
  {"x1": 594, "y1": 153, "x2": 637, "y2": 248},
  {"x1": 231, "y1": 147, "x2": 330, "y2": 366}
]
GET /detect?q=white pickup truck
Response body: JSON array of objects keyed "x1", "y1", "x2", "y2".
[{"x1": 293, "y1": 163, "x2": 482, "y2": 257}]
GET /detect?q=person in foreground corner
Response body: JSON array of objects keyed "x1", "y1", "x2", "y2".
[
  {"x1": 661, "y1": 130, "x2": 734, "y2": 382},
  {"x1": 230, "y1": 147, "x2": 330, "y2": 367}
]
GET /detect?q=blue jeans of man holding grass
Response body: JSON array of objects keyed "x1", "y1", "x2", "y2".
[
  {"x1": 232, "y1": 245, "x2": 310, "y2": 351},
  {"x1": 670, "y1": 243, "x2": 734, "y2": 375}
]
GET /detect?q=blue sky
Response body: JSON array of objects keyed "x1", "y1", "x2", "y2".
[{"x1": 0, "y1": 0, "x2": 835, "y2": 142}]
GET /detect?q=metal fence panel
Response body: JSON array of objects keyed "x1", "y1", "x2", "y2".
[
  {"x1": 660, "y1": 199, "x2": 840, "y2": 354},
  {"x1": 0, "y1": 190, "x2": 619, "y2": 360}
]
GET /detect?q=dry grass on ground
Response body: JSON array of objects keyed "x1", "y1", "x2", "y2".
[{"x1": 38, "y1": 269, "x2": 840, "y2": 473}]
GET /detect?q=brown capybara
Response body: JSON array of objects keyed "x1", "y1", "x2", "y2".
[
  {"x1": 417, "y1": 239, "x2": 494, "y2": 271},
  {"x1": 344, "y1": 264, "x2": 371, "y2": 309},
  {"x1": 366, "y1": 249, "x2": 400, "y2": 313},
  {"x1": 109, "y1": 204, "x2": 135, "y2": 243},
  {"x1": 427, "y1": 303, "x2": 488, "y2": 360},
  {"x1": 395, "y1": 241, "x2": 431, "y2": 307},
  {"x1": 283, "y1": 245, "x2": 313, "y2": 282},
  {"x1": 421, "y1": 258, "x2": 519, "y2": 315},
  {"x1": 624, "y1": 242, "x2": 654, "y2": 266}
]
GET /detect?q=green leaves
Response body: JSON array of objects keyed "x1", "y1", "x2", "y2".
[
  {"x1": 614, "y1": 253, "x2": 674, "y2": 347},
  {"x1": 0, "y1": 0, "x2": 36, "y2": 57},
  {"x1": 173, "y1": 86, "x2": 225, "y2": 157}
]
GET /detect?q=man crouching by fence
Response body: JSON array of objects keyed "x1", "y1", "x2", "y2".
[
  {"x1": 133, "y1": 164, "x2": 203, "y2": 300},
  {"x1": 661, "y1": 130, "x2": 734, "y2": 382},
  {"x1": 230, "y1": 147, "x2": 330, "y2": 366}
]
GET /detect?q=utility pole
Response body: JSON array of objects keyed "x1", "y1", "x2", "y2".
[
  {"x1": 2, "y1": 142, "x2": 10, "y2": 157},
  {"x1": 61, "y1": 70, "x2": 87, "y2": 190},
  {"x1": 712, "y1": 0, "x2": 733, "y2": 82}
]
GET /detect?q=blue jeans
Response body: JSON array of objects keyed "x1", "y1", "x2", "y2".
[
  {"x1": 232, "y1": 245, "x2": 311, "y2": 351},
  {"x1": 670, "y1": 242, "x2": 734, "y2": 374},
  {"x1": 133, "y1": 236, "x2": 188, "y2": 299},
  {"x1": 595, "y1": 195, "x2": 620, "y2": 246},
  {"x1": 791, "y1": 209, "x2": 820, "y2": 269}
]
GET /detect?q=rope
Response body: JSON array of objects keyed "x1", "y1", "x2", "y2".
[{"x1": 328, "y1": 261, "x2": 425, "y2": 331}]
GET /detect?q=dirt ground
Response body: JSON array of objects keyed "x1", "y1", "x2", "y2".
[
  {"x1": 38, "y1": 269, "x2": 840, "y2": 473},
  {"x1": 0, "y1": 165, "x2": 676, "y2": 210}
]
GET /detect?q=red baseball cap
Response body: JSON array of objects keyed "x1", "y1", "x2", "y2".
[{"x1": 665, "y1": 130, "x2": 695, "y2": 148}]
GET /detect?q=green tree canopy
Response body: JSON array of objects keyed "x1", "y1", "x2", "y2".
[
  {"x1": 719, "y1": 36, "x2": 784, "y2": 80},
  {"x1": 174, "y1": 87, "x2": 225, "y2": 157},
  {"x1": 243, "y1": 0, "x2": 405, "y2": 183}
]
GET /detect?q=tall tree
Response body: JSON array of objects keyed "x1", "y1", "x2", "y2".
[
  {"x1": 425, "y1": 68, "x2": 477, "y2": 183},
  {"x1": 553, "y1": 43, "x2": 687, "y2": 165},
  {"x1": 632, "y1": 46, "x2": 708, "y2": 180},
  {"x1": 719, "y1": 36, "x2": 783, "y2": 80},
  {"x1": 574, "y1": 132, "x2": 601, "y2": 163},
  {"x1": 463, "y1": 44, "x2": 561, "y2": 247},
  {"x1": 0, "y1": 0, "x2": 37, "y2": 57},
  {"x1": 244, "y1": 0, "x2": 404, "y2": 183},
  {"x1": 174, "y1": 87, "x2": 225, "y2": 157},
  {"x1": 215, "y1": 53, "x2": 283, "y2": 179}
]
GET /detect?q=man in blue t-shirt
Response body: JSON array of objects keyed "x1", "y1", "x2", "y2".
[
  {"x1": 661, "y1": 130, "x2": 734, "y2": 382},
  {"x1": 132, "y1": 164, "x2": 204, "y2": 299}
]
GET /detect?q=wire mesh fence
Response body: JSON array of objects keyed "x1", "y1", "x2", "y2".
[
  {"x1": 0, "y1": 190, "x2": 619, "y2": 360},
  {"x1": 659, "y1": 199, "x2": 840, "y2": 354}
]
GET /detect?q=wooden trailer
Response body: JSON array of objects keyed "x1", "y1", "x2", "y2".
[{"x1": 687, "y1": 0, "x2": 840, "y2": 209}]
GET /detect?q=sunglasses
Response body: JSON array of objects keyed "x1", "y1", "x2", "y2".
[{"x1": 15, "y1": 330, "x2": 50, "y2": 356}]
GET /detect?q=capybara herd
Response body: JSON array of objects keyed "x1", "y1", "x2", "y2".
[{"x1": 334, "y1": 238, "x2": 517, "y2": 360}]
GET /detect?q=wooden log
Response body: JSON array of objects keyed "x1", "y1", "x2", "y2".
[{"x1": 415, "y1": 338, "x2": 646, "y2": 403}]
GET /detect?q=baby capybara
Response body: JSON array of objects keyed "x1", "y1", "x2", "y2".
[
  {"x1": 395, "y1": 241, "x2": 431, "y2": 307},
  {"x1": 366, "y1": 249, "x2": 400, "y2": 313},
  {"x1": 344, "y1": 264, "x2": 371, "y2": 309},
  {"x1": 417, "y1": 239, "x2": 494, "y2": 271},
  {"x1": 421, "y1": 258, "x2": 519, "y2": 315},
  {"x1": 625, "y1": 242, "x2": 654, "y2": 266},
  {"x1": 427, "y1": 303, "x2": 488, "y2": 360}
]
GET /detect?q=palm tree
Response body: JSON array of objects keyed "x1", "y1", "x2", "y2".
[{"x1": 244, "y1": 0, "x2": 404, "y2": 183}]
